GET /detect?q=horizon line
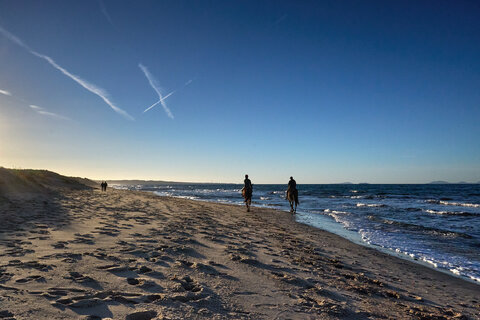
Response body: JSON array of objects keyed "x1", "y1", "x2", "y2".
[
  {"x1": 100, "y1": 179, "x2": 480, "y2": 185},
  {"x1": 1, "y1": 167, "x2": 478, "y2": 185}
]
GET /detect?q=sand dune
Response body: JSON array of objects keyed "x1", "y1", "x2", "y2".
[
  {"x1": 0, "y1": 169, "x2": 478, "y2": 319},
  {"x1": 0, "y1": 168, "x2": 95, "y2": 200}
]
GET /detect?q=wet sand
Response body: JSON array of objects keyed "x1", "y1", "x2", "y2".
[{"x1": 0, "y1": 187, "x2": 479, "y2": 319}]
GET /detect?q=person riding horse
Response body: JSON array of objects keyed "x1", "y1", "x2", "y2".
[
  {"x1": 243, "y1": 174, "x2": 253, "y2": 211},
  {"x1": 287, "y1": 176, "x2": 296, "y2": 193},
  {"x1": 244, "y1": 175, "x2": 252, "y2": 195},
  {"x1": 286, "y1": 176, "x2": 299, "y2": 213}
]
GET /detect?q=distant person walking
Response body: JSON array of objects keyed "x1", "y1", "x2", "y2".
[
  {"x1": 100, "y1": 181, "x2": 108, "y2": 192},
  {"x1": 242, "y1": 174, "x2": 253, "y2": 212}
]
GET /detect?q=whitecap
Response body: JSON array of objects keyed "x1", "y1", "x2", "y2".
[
  {"x1": 439, "y1": 201, "x2": 480, "y2": 208},
  {"x1": 450, "y1": 268, "x2": 461, "y2": 275},
  {"x1": 426, "y1": 199, "x2": 480, "y2": 208},
  {"x1": 356, "y1": 203, "x2": 385, "y2": 207}
]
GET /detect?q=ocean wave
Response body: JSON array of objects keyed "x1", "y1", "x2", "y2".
[
  {"x1": 262, "y1": 203, "x2": 283, "y2": 207},
  {"x1": 450, "y1": 267, "x2": 462, "y2": 275},
  {"x1": 259, "y1": 196, "x2": 270, "y2": 200},
  {"x1": 174, "y1": 195, "x2": 200, "y2": 200},
  {"x1": 369, "y1": 217, "x2": 473, "y2": 239},
  {"x1": 424, "y1": 209, "x2": 477, "y2": 216},
  {"x1": 323, "y1": 209, "x2": 349, "y2": 214},
  {"x1": 153, "y1": 191, "x2": 173, "y2": 197},
  {"x1": 356, "y1": 203, "x2": 386, "y2": 207},
  {"x1": 269, "y1": 191, "x2": 285, "y2": 195},
  {"x1": 421, "y1": 257, "x2": 438, "y2": 268},
  {"x1": 426, "y1": 199, "x2": 480, "y2": 208},
  {"x1": 325, "y1": 211, "x2": 354, "y2": 229},
  {"x1": 469, "y1": 275, "x2": 480, "y2": 282}
]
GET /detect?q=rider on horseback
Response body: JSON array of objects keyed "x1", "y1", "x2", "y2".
[
  {"x1": 244, "y1": 174, "x2": 253, "y2": 197},
  {"x1": 287, "y1": 176, "x2": 299, "y2": 205},
  {"x1": 288, "y1": 176, "x2": 296, "y2": 192},
  {"x1": 242, "y1": 174, "x2": 253, "y2": 212}
]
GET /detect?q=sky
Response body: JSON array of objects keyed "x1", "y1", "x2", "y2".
[{"x1": 0, "y1": 0, "x2": 479, "y2": 183}]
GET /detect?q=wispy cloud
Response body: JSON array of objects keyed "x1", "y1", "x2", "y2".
[
  {"x1": 99, "y1": 0, "x2": 114, "y2": 26},
  {"x1": 0, "y1": 89, "x2": 11, "y2": 96},
  {"x1": 0, "y1": 89, "x2": 69, "y2": 120},
  {"x1": 29, "y1": 104, "x2": 43, "y2": 110},
  {"x1": 0, "y1": 25, "x2": 133, "y2": 120},
  {"x1": 139, "y1": 63, "x2": 174, "y2": 119},
  {"x1": 29, "y1": 105, "x2": 70, "y2": 120}
]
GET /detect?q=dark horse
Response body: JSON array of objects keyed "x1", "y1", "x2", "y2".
[
  {"x1": 286, "y1": 189, "x2": 299, "y2": 213},
  {"x1": 242, "y1": 187, "x2": 252, "y2": 212}
]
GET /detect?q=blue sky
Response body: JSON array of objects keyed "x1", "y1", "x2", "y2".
[{"x1": 0, "y1": 0, "x2": 479, "y2": 183}]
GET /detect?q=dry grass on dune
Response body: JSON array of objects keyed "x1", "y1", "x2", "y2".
[{"x1": 0, "y1": 168, "x2": 96, "y2": 199}]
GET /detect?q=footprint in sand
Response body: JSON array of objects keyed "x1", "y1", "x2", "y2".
[
  {"x1": 8, "y1": 260, "x2": 54, "y2": 272},
  {"x1": 2, "y1": 240, "x2": 36, "y2": 257},
  {"x1": 52, "y1": 289, "x2": 157, "y2": 309},
  {"x1": 0, "y1": 270, "x2": 14, "y2": 283},
  {"x1": 52, "y1": 241, "x2": 69, "y2": 249},
  {"x1": 125, "y1": 310, "x2": 157, "y2": 320},
  {"x1": 95, "y1": 226, "x2": 120, "y2": 236},
  {"x1": 15, "y1": 275, "x2": 46, "y2": 283},
  {"x1": 125, "y1": 277, "x2": 163, "y2": 291},
  {"x1": 170, "y1": 275, "x2": 210, "y2": 302},
  {"x1": 65, "y1": 272, "x2": 102, "y2": 289},
  {"x1": 0, "y1": 310, "x2": 14, "y2": 318},
  {"x1": 72, "y1": 233, "x2": 96, "y2": 245},
  {"x1": 29, "y1": 229, "x2": 50, "y2": 235},
  {"x1": 42, "y1": 287, "x2": 86, "y2": 301}
]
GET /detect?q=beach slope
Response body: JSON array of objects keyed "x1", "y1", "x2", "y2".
[{"x1": 0, "y1": 170, "x2": 478, "y2": 319}]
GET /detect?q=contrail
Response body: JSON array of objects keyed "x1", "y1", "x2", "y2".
[
  {"x1": 0, "y1": 89, "x2": 11, "y2": 96},
  {"x1": 37, "y1": 110, "x2": 70, "y2": 120},
  {"x1": 142, "y1": 90, "x2": 175, "y2": 113},
  {"x1": 99, "y1": 0, "x2": 114, "y2": 26},
  {"x1": 140, "y1": 70, "x2": 194, "y2": 115},
  {"x1": 139, "y1": 63, "x2": 174, "y2": 119},
  {"x1": 0, "y1": 26, "x2": 133, "y2": 120},
  {"x1": 29, "y1": 105, "x2": 70, "y2": 120},
  {"x1": 274, "y1": 14, "x2": 288, "y2": 25}
]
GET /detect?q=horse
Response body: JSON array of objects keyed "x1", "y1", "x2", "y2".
[
  {"x1": 242, "y1": 187, "x2": 252, "y2": 212},
  {"x1": 286, "y1": 188, "x2": 299, "y2": 213}
]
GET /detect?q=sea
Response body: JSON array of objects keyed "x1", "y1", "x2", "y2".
[{"x1": 113, "y1": 183, "x2": 480, "y2": 284}]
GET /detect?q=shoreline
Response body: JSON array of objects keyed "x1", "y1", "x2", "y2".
[
  {"x1": 141, "y1": 188, "x2": 480, "y2": 286},
  {"x1": 294, "y1": 209, "x2": 480, "y2": 286},
  {"x1": 0, "y1": 188, "x2": 478, "y2": 319}
]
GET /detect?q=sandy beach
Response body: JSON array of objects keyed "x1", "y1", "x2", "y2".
[{"x1": 0, "y1": 172, "x2": 479, "y2": 319}]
